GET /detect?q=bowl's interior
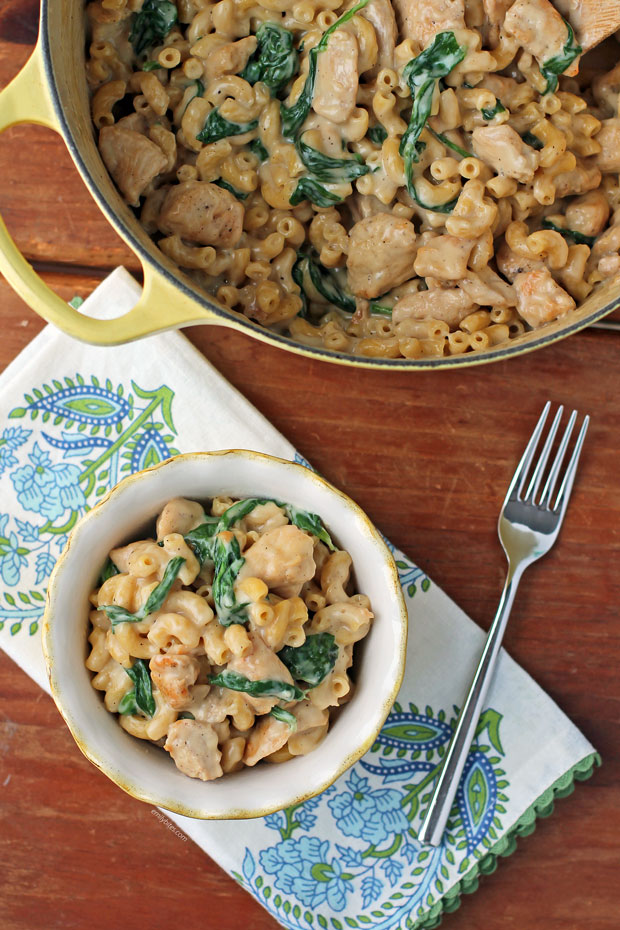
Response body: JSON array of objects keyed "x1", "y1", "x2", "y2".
[
  {"x1": 43, "y1": 452, "x2": 407, "y2": 818},
  {"x1": 42, "y1": 0, "x2": 620, "y2": 366}
]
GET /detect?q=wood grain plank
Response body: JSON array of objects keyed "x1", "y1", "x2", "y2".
[{"x1": 1, "y1": 0, "x2": 619, "y2": 924}]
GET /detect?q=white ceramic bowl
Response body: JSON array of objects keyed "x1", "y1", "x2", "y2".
[{"x1": 42, "y1": 450, "x2": 408, "y2": 819}]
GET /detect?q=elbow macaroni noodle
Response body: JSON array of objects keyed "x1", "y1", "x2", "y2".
[
  {"x1": 86, "y1": 496, "x2": 373, "y2": 780},
  {"x1": 87, "y1": 0, "x2": 620, "y2": 357}
]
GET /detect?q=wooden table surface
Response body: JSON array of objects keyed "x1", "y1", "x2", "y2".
[{"x1": 0, "y1": 4, "x2": 619, "y2": 928}]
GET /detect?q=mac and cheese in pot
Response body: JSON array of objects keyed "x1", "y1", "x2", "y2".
[{"x1": 86, "y1": 0, "x2": 620, "y2": 357}]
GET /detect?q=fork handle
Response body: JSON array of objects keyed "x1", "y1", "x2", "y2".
[{"x1": 417, "y1": 566, "x2": 524, "y2": 846}]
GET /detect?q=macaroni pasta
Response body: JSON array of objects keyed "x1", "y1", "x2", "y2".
[{"x1": 86, "y1": 495, "x2": 373, "y2": 780}]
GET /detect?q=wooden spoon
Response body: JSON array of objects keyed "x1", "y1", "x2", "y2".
[{"x1": 554, "y1": 0, "x2": 620, "y2": 53}]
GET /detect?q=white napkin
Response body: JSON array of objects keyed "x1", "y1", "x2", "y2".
[{"x1": 0, "y1": 269, "x2": 598, "y2": 930}]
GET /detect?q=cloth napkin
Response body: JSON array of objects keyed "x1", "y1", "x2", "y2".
[{"x1": 0, "y1": 269, "x2": 598, "y2": 930}]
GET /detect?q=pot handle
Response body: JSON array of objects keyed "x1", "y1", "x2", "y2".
[{"x1": 0, "y1": 44, "x2": 219, "y2": 344}]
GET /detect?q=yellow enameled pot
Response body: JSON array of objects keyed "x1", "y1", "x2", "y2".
[{"x1": 0, "y1": 0, "x2": 618, "y2": 368}]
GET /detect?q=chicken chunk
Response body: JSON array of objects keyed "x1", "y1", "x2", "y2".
[
  {"x1": 158, "y1": 180, "x2": 244, "y2": 248},
  {"x1": 552, "y1": 161, "x2": 601, "y2": 198},
  {"x1": 99, "y1": 125, "x2": 167, "y2": 206},
  {"x1": 312, "y1": 30, "x2": 359, "y2": 124},
  {"x1": 496, "y1": 240, "x2": 543, "y2": 281},
  {"x1": 227, "y1": 631, "x2": 295, "y2": 713},
  {"x1": 458, "y1": 269, "x2": 517, "y2": 307},
  {"x1": 243, "y1": 714, "x2": 290, "y2": 766},
  {"x1": 205, "y1": 36, "x2": 257, "y2": 82},
  {"x1": 242, "y1": 502, "x2": 288, "y2": 534},
  {"x1": 288, "y1": 701, "x2": 330, "y2": 755},
  {"x1": 164, "y1": 719, "x2": 223, "y2": 781},
  {"x1": 414, "y1": 235, "x2": 475, "y2": 281},
  {"x1": 347, "y1": 214, "x2": 417, "y2": 300},
  {"x1": 392, "y1": 0, "x2": 465, "y2": 49},
  {"x1": 149, "y1": 654, "x2": 200, "y2": 710},
  {"x1": 239, "y1": 525, "x2": 315, "y2": 597},
  {"x1": 592, "y1": 61, "x2": 620, "y2": 115},
  {"x1": 156, "y1": 498, "x2": 206, "y2": 540},
  {"x1": 472, "y1": 125, "x2": 540, "y2": 183},
  {"x1": 592, "y1": 119, "x2": 620, "y2": 174},
  {"x1": 564, "y1": 191, "x2": 610, "y2": 238},
  {"x1": 504, "y1": 0, "x2": 580, "y2": 75},
  {"x1": 348, "y1": 193, "x2": 393, "y2": 223},
  {"x1": 392, "y1": 287, "x2": 474, "y2": 328},
  {"x1": 513, "y1": 269, "x2": 576, "y2": 327},
  {"x1": 362, "y1": 0, "x2": 397, "y2": 77}
]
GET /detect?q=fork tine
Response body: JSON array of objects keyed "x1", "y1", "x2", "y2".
[
  {"x1": 553, "y1": 414, "x2": 590, "y2": 514},
  {"x1": 539, "y1": 409, "x2": 577, "y2": 508},
  {"x1": 504, "y1": 401, "x2": 551, "y2": 502},
  {"x1": 524, "y1": 405, "x2": 563, "y2": 502}
]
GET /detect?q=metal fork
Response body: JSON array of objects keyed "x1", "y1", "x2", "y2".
[{"x1": 417, "y1": 402, "x2": 590, "y2": 847}]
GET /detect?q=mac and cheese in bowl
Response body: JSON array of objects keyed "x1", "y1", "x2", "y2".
[
  {"x1": 85, "y1": 0, "x2": 620, "y2": 359},
  {"x1": 43, "y1": 451, "x2": 407, "y2": 818},
  {"x1": 87, "y1": 494, "x2": 374, "y2": 780}
]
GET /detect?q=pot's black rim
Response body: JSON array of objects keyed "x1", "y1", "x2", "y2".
[{"x1": 38, "y1": 3, "x2": 620, "y2": 370}]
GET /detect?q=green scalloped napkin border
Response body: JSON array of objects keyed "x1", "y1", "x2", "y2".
[{"x1": 415, "y1": 751, "x2": 601, "y2": 929}]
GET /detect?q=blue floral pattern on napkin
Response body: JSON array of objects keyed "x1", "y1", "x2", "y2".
[
  {"x1": 0, "y1": 375, "x2": 179, "y2": 636},
  {"x1": 233, "y1": 702, "x2": 508, "y2": 929}
]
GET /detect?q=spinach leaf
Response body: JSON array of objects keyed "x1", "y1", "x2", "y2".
[
  {"x1": 289, "y1": 177, "x2": 343, "y2": 207},
  {"x1": 196, "y1": 108, "x2": 258, "y2": 145},
  {"x1": 280, "y1": 56, "x2": 317, "y2": 139},
  {"x1": 142, "y1": 60, "x2": 164, "y2": 71},
  {"x1": 297, "y1": 139, "x2": 370, "y2": 184},
  {"x1": 119, "y1": 659, "x2": 156, "y2": 717},
  {"x1": 118, "y1": 690, "x2": 141, "y2": 716},
  {"x1": 178, "y1": 711, "x2": 196, "y2": 720},
  {"x1": 184, "y1": 498, "x2": 274, "y2": 566},
  {"x1": 209, "y1": 669, "x2": 305, "y2": 702},
  {"x1": 280, "y1": 0, "x2": 371, "y2": 139},
  {"x1": 249, "y1": 138, "x2": 269, "y2": 162},
  {"x1": 130, "y1": 0, "x2": 178, "y2": 56},
  {"x1": 286, "y1": 504, "x2": 337, "y2": 550},
  {"x1": 99, "y1": 557, "x2": 119, "y2": 585},
  {"x1": 217, "y1": 498, "x2": 271, "y2": 531},
  {"x1": 522, "y1": 130, "x2": 544, "y2": 151},
  {"x1": 214, "y1": 178, "x2": 250, "y2": 200},
  {"x1": 211, "y1": 533, "x2": 250, "y2": 626},
  {"x1": 370, "y1": 302, "x2": 393, "y2": 317},
  {"x1": 292, "y1": 255, "x2": 309, "y2": 318},
  {"x1": 541, "y1": 218, "x2": 595, "y2": 247},
  {"x1": 240, "y1": 23, "x2": 299, "y2": 96},
  {"x1": 399, "y1": 32, "x2": 466, "y2": 196},
  {"x1": 292, "y1": 250, "x2": 356, "y2": 313},
  {"x1": 368, "y1": 125, "x2": 387, "y2": 145},
  {"x1": 278, "y1": 632, "x2": 338, "y2": 687},
  {"x1": 481, "y1": 100, "x2": 506, "y2": 121},
  {"x1": 270, "y1": 706, "x2": 298, "y2": 730},
  {"x1": 427, "y1": 126, "x2": 469, "y2": 159},
  {"x1": 102, "y1": 556, "x2": 185, "y2": 628},
  {"x1": 540, "y1": 20, "x2": 581, "y2": 95},
  {"x1": 184, "y1": 519, "x2": 220, "y2": 564}
]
